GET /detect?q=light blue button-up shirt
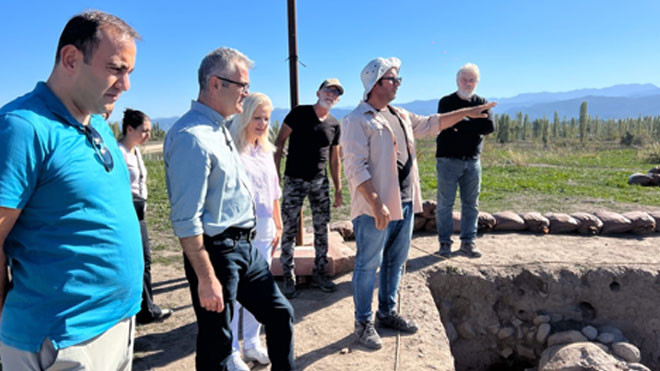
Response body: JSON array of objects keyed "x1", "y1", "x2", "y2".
[{"x1": 164, "y1": 100, "x2": 255, "y2": 238}]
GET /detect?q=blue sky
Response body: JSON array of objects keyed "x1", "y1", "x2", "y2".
[{"x1": 1, "y1": 1, "x2": 659, "y2": 121}]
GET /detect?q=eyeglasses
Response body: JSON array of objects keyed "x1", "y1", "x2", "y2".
[
  {"x1": 380, "y1": 76, "x2": 402, "y2": 85},
  {"x1": 215, "y1": 75, "x2": 250, "y2": 93},
  {"x1": 323, "y1": 86, "x2": 342, "y2": 96},
  {"x1": 82, "y1": 124, "x2": 114, "y2": 172}
]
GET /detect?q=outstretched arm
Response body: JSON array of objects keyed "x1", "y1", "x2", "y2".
[{"x1": 437, "y1": 101, "x2": 497, "y2": 131}]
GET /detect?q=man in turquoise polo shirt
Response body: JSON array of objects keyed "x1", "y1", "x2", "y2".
[{"x1": 0, "y1": 11, "x2": 143, "y2": 369}]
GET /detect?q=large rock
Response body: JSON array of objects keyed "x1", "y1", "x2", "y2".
[
  {"x1": 492, "y1": 211, "x2": 526, "y2": 231},
  {"x1": 612, "y1": 342, "x2": 641, "y2": 363},
  {"x1": 544, "y1": 213, "x2": 580, "y2": 234},
  {"x1": 270, "y1": 231, "x2": 354, "y2": 277},
  {"x1": 422, "y1": 199, "x2": 437, "y2": 219},
  {"x1": 329, "y1": 220, "x2": 354, "y2": 241},
  {"x1": 538, "y1": 342, "x2": 626, "y2": 371},
  {"x1": 477, "y1": 211, "x2": 496, "y2": 232},
  {"x1": 594, "y1": 210, "x2": 633, "y2": 235},
  {"x1": 622, "y1": 211, "x2": 656, "y2": 235},
  {"x1": 628, "y1": 172, "x2": 654, "y2": 186},
  {"x1": 649, "y1": 210, "x2": 660, "y2": 232},
  {"x1": 546, "y1": 330, "x2": 587, "y2": 346},
  {"x1": 520, "y1": 212, "x2": 550, "y2": 234},
  {"x1": 413, "y1": 214, "x2": 428, "y2": 232},
  {"x1": 571, "y1": 212, "x2": 603, "y2": 235}
]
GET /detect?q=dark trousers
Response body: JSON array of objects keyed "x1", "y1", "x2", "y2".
[
  {"x1": 280, "y1": 175, "x2": 331, "y2": 278},
  {"x1": 134, "y1": 202, "x2": 162, "y2": 323},
  {"x1": 184, "y1": 234, "x2": 295, "y2": 371}
]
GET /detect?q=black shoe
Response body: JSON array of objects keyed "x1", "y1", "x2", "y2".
[
  {"x1": 458, "y1": 242, "x2": 482, "y2": 258},
  {"x1": 376, "y1": 311, "x2": 418, "y2": 334},
  {"x1": 355, "y1": 320, "x2": 382, "y2": 350},
  {"x1": 311, "y1": 272, "x2": 337, "y2": 292},
  {"x1": 438, "y1": 242, "x2": 452, "y2": 258},
  {"x1": 137, "y1": 308, "x2": 173, "y2": 325},
  {"x1": 283, "y1": 276, "x2": 298, "y2": 299}
]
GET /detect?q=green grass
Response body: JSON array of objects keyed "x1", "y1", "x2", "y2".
[
  {"x1": 143, "y1": 139, "x2": 659, "y2": 261},
  {"x1": 417, "y1": 138, "x2": 659, "y2": 213}
]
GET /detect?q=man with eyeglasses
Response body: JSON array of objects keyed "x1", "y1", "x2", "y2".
[
  {"x1": 0, "y1": 11, "x2": 143, "y2": 369},
  {"x1": 164, "y1": 47, "x2": 294, "y2": 371},
  {"x1": 273, "y1": 78, "x2": 344, "y2": 299},
  {"x1": 436, "y1": 63, "x2": 494, "y2": 259},
  {"x1": 340, "y1": 57, "x2": 495, "y2": 350}
]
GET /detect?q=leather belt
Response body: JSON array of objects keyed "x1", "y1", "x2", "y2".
[{"x1": 204, "y1": 227, "x2": 256, "y2": 245}]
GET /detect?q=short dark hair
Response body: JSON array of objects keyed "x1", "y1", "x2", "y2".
[
  {"x1": 122, "y1": 108, "x2": 148, "y2": 136},
  {"x1": 55, "y1": 10, "x2": 140, "y2": 64}
]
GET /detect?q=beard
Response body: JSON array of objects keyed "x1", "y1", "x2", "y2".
[
  {"x1": 318, "y1": 98, "x2": 336, "y2": 109},
  {"x1": 457, "y1": 88, "x2": 475, "y2": 100}
]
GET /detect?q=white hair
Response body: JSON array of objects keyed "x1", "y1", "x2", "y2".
[
  {"x1": 456, "y1": 63, "x2": 480, "y2": 81},
  {"x1": 228, "y1": 92, "x2": 274, "y2": 153}
]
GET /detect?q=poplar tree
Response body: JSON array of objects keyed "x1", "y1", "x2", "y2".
[{"x1": 579, "y1": 101, "x2": 588, "y2": 143}]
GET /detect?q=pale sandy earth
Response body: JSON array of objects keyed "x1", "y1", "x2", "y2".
[{"x1": 132, "y1": 232, "x2": 660, "y2": 371}]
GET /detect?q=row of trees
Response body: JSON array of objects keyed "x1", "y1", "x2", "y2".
[{"x1": 494, "y1": 102, "x2": 660, "y2": 146}]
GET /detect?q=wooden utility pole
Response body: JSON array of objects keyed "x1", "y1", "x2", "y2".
[{"x1": 287, "y1": 0, "x2": 304, "y2": 245}]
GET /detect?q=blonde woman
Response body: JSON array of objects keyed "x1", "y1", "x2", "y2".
[{"x1": 227, "y1": 93, "x2": 282, "y2": 370}]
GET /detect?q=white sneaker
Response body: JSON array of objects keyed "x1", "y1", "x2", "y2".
[
  {"x1": 227, "y1": 350, "x2": 250, "y2": 371},
  {"x1": 243, "y1": 345, "x2": 271, "y2": 365}
]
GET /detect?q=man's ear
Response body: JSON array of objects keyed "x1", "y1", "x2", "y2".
[{"x1": 59, "y1": 45, "x2": 82, "y2": 74}]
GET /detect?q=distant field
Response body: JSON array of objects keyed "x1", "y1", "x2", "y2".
[{"x1": 143, "y1": 138, "x2": 659, "y2": 258}]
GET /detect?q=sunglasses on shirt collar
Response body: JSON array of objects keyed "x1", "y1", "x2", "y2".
[{"x1": 64, "y1": 121, "x2": 115, "y2": 172}]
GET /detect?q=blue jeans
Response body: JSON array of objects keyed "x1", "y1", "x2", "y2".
[
  {"x1": 352, "y1": 202, "x2": 414, "y2": 322},
  {"x1": 435, "y1": 157, "x2": 481, "y2": 245}
]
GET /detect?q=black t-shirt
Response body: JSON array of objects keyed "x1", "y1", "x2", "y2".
[
  {"x1": 381, "y1": 107, "x2": 412, "y2": 202},
  {"x1": 435, "y1": 92, "x2": 495, "y2": 159},
  {"x1": 283, "y1": 105, "x2": 340, "y2": 181}
]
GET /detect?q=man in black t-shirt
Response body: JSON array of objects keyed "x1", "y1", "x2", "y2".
[
  {"x1": 435, "y1": 63, "x2": 495, "y2": 259},
  {"x1": 274, "y1": 78, "x2": 344, "y2": 298}
]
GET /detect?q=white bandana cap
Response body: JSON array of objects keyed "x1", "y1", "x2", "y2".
[{"x1": 360, "y1": 57, "x2": 401, "y2": 101}]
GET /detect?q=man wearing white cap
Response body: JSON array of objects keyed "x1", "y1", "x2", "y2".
[
  {"x1": 340, "y1": 57, "x2": 495, "y2": 349},
  {"x1": 274, "y1": 78, "x2": 344, "y2": 298}
]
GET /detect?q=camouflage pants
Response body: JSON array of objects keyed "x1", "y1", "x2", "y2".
[{"x1": 280, "y1": 175, "x2": 330, "y2": 278}]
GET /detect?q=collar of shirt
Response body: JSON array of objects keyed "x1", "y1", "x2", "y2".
[{"x1": 189, "y1": 100, "x2": 228, "y2": 128}]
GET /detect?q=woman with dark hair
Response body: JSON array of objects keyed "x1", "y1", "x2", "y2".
[{"x1": 119, "y1": 108, "x2": 172, "y2": 324}]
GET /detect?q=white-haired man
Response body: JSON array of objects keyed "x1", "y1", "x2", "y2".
[
  {"x1": 435, "y1": 63, "x2": 494, "y2": 258},
  {"x1": 340, "y1": 57, "x2": 495, "y2": 349},
  {"x1": 164, "y1": 47, "x2": 294, "y2": 370}
]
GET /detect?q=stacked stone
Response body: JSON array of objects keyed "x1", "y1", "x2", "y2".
[
  {"x1": 410, "y1": 200, "x2": 660, "y2": 236},
  {"x1": 442, "y1": 305, "x2": 650, "y2": 370}
]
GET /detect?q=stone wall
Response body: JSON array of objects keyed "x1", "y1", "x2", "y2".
[{"x1": 427, "y1": 264, "x2": 660, "y2": 370}]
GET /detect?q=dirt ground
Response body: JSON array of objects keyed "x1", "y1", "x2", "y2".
[{"x1": 132, "y1": 231, "x2": 660, "y2": 371}]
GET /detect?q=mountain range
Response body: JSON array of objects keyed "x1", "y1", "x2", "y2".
[{"x1": 153, "y1": 83, "x2": 660, "y2": 131}]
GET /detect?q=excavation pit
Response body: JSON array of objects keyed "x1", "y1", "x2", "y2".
[{"x1": 420, "y1": 233, "x2": 660, "y2": 370}]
